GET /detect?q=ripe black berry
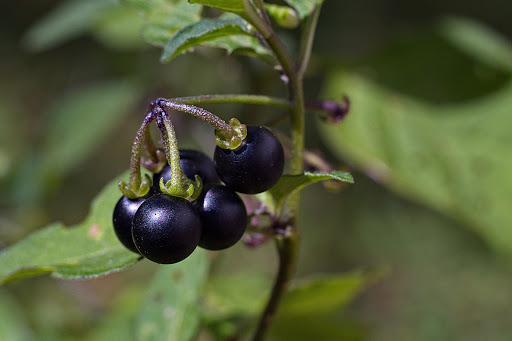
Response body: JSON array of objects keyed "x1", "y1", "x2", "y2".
[
  {"x1": 153, "y1": 149, "x2": 220, "y2": 187},
  {"x1": 132, "y1": 194, "x2": 202, "y2": 264},
  {"x1": 112, "y1": 194, "x2": 153, "y2": 254},
  {"x1": 214, "y1": 126, "x2": 284, "y2": 194},
  {"x1": 194, "y1": 185, "x2": 248, "y2": 251}
]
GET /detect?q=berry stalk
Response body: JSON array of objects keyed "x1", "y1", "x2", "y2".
[
  {"x1": 118, "y1": 110, "x2": 157, "y2": 199},
  {"x1": 155, "y1": 99, "x2": 247, "y2": 149},
  {"x1": 171, "y1": 94, "x2": 292, "y2": 109},
  {"x1": 155, "y1": 108, "x2": 202, "y2": 200}
]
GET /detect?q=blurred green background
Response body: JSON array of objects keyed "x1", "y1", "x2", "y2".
[{"x1": 1, "y1": 0, "x2": 512, "y2": 340}]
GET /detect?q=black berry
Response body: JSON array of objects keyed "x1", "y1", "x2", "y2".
[
  {"x1": 194, "y1": 185, "x2": 248, "y2": 251},
  {"x1": 132, "y1": 194, "x2": 202, "y2": 264},
  {"x1": 154, "y1": 149, "x2": 220, "y2": 187},
  {"x1": 214, "y1": 126, "x2": 284, "y2": 194},
  {"x1": 112, "y1": 193, "x2": 153, "y2": 254}
]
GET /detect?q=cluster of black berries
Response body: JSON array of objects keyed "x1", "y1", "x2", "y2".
[{"x1": 112, "y1": 126, "x2": 285, "y2": 264}]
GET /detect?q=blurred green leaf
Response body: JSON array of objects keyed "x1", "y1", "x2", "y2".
[
  {"x1": 160, "y1": 17, "x2": 253, "y2": 62},
  {"x1": 93, "y1": 6, "x2": 146, "y2": 50},
  {"x1": 136, "y1": 249, "x2": 209, "y2": 341},
  {"x1": 268, "y1": 171, "x2": 353, "y2": 210},
  {"x1": 202, "y1": 272, "x2": 271, "y2": 340},
  {"x1": 86, "y1": 285, "x2": 144, "y2": 341},
  {"x1": 125, "y1": 0, "x2": 202, "y2": 47},
  {"x1": 205, "y1": 272, "x2": 271, "y2": 316},
  {"x1": 269, "y1": 314, "x2": 365, "y2": 341},
  {"x1": 266, "y1": 271, "x2": 377, "y2": 341},
  {"x1": 0, "y1": 96, "x2": 25, "y2": 185},
  {"x1": 203, "y1": 270, "x2": 374, "y2": 339},
  {"x1": 9, "y1": 80, "x2": 140, "y2": 206},
  {"x1": 283, "y1": 0, "x2": 323, "y2": 20},
  {"x1": 279, "y1": 270, "x2": 379, "y2": 316},
  {"x1": 189, "y1": 0, "x2": 247, "y2": 18},
  {"x1": 0, "y1": 172, "x2": 140, "y2": 284},
  {"x1": 438, "y1": 17, "x2": 512, "y2": 72},
  {"x1": 354, "y1": 23, "x2": 511, "y2": 103},
  {"x1": 23, "y1": 0, "x2": 117, "y2": 52},
  {"x1": 0, "y1": 289, "x2": 34, "y2": 341},
  {"x1": 319, "y1": 71, "x2": 512, "y2": 255},
  {"x1": 42, "y1": 80, "x2": 139, "y2": 179}
]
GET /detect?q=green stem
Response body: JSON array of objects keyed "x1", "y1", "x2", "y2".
[
  {"x1": 157, "y1": 99, "x2": 233, "y2": 137},
  {"x1": 252, "y1": 228, "x2": 298, "y2": 341},
  {"x1": 288, "y1": 78, "x2": 305, "y2": 176},
  {"x1": 247, "y1": 2, "x2": 323, "y2": 340},
  {"x1": 297, "y1": 2, "x2": 323, "y2": 78},
  {"x1": 154, "y1": 108, "x2": 201, "y2": 200},
  {"x1": 155, "y1": 109, "x2": 183, "y2": 188},
  {"x1": 142, "y1": 128, "x2": 159, "y2": 163},
  {"x1": 243, "y1": 0, "x2": 295, "y2": 78},
  {"x1": 156, "y1": 99, "x2": 247, "y2": 150},
  {"x1": 171, "y1": 94, "x2": 292, "y2": 109},
  {"x1": 119, "y1": 111, "x2": 157, "y2": 199}
]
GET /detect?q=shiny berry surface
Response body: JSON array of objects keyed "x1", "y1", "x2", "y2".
[
  {"x1": 214, "y1": 126, "x2": 284, "y2": 194},
  {"x1": 132, "y1": 194, "x2": 202, "y2": 264},
  {"x1": 112, "y1": 195, "x2": 148, "y2": 254},
  {"x1": 153, "y1": 149, "x2": 220, "y2": 187},
  {"x1": 194, "y1": 185, "x2": 248, "y2": 251}
]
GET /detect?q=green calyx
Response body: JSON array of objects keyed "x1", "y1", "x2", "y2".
[
  {"x1": 215, "y1": 118, "x2": 248, "y2": 149},
  {"x1": 118, "y1": 174, "x2": 152, "y2": 199},
  {"x1": 159, "y1": 174, "x2": 203, "y2": 201}
]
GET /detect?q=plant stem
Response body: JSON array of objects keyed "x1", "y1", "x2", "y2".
[
  {"x1": 128, "y1": 111, "x2": 158, "y2": 191},
  {"x1": 247, "y1": 6, "x2": 309, "y2": 341},
  {"x1": 297, "y1": 2, "x2": 323, "y2": 78},
  {"x1": 288, "y1": 77, "x2": 305, "y2": 176},
  {"x1": 157, "y1": 99, "x2": 234, "y2": 138},
  {"x1": 248, "y1": 2, "x2": 324, "y2": 340},
  {"x1": 250, "y1": 57, "x2": 305, "y2": 341},
  {"x1": 142, "y1": 129, "x2": 159, "y2": 163},
  {"x1": 252, "y1": 228, "x2": 298, "y2": 341},
  {"x1": 243, "y1": 0, "x2": 295, "y2": 78},
  {"x1": 171, "y1": 94, "x2": 292, "y2": 109},
  {"x1": 154, "y1": 108, "x2": 184, "y2": 188}
]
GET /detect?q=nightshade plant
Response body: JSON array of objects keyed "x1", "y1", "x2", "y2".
[{"x1": 0, "y1": 1, "x2": 362, "y2": 340}]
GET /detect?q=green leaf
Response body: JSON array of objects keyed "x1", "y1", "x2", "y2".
[
  {"x1": 93, "y1": 6, "x2": 146, "y2": 50},
  {"x1": 205, "y1": 272, "x2": 271, "y2": 316},
  {"x1": 438, "y1": 17, "x2": 512, "y2": 72},
  {"x1": 86, "y1": 285, "x2": 145, "y2": 341},
  {"x1": 189, "y1": 0, "x2": 246, "y2": 17},
  {"x1": 283, "y1": 0, "x2": 323, "y2": 20},
  {"x1": 268, "y1": 171, "x2": 353, "y2": 210},
  {"x1": 9, "y1": 80, "x2": 139, "y2": 206},
  {"x1": 0, "y1": 172, "x2": 140, "y2": 284},
  {"x1": 202, "y1": 272, "x2": 271, "y2": 339},
  {"x1": 125, "y1": 0, "x2": 202, "y2": 47},
  {"x1": 0, "y1": 289, "x2": 34, "y2": 341},
  {"x1": 319, "y1": 71, "x2": 512, "y2": 255},
  {"x1": 205, "y1": 35, "x2": 275, "y2": 64},
  {"x1": 136, "y1": 249, "x2": 209, "y2": 341},
  {"x1": 23, "y1": 0, "x2": 117, "y2": 52},
  {"x1": 42, "y1": 81, "x2": 139, "y2": 178},
  {"x1": 126, "y1": 0, "x2": 273, "y2": 63},
  {"x1": 269, "y1": 314, "x2": 365, "y2": 341},
  {"x1": 160, "y1": 17, "x2": 253, "y2": 62},
  {"x1": 0, "y1": 96, "x2": 26, "y2": 185},
  {"x1": 279, "y1": 270, "x2": 380, "y2": 316}
]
